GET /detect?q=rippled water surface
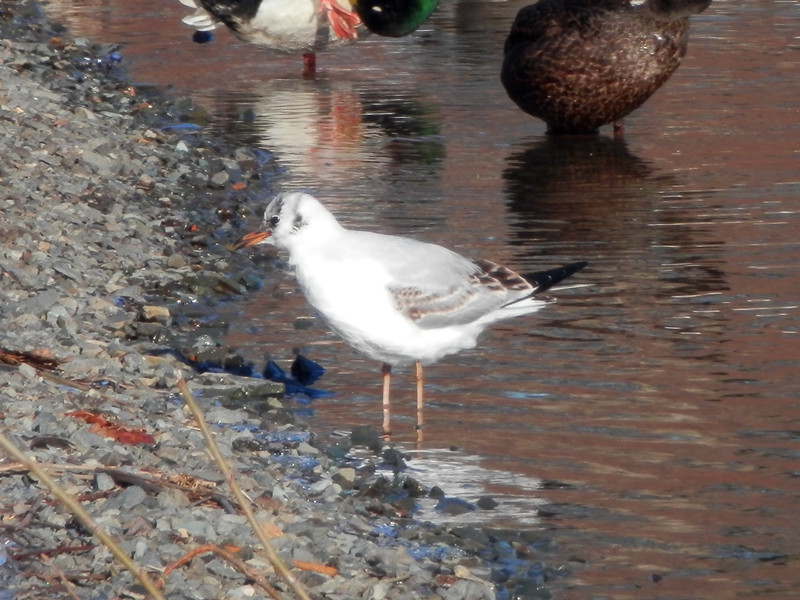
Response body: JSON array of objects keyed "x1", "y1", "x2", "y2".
[{"x1": 48, "y1": 0, "x2": 800, "y2": 597}]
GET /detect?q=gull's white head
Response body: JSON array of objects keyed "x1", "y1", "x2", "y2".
[{"x1": 234, "y1": 192, "x2": 341, "y2": 252}]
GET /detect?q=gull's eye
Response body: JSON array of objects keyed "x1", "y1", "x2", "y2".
[{"x1": 269, "y1": 215, "x2": 280, "y2": 227}]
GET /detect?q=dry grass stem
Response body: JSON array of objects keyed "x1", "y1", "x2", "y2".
[
  {"x1": 0, "y1": 430, "x2": 167, "y2": 600},
  {"x1": 176, "y1": 371, "x2": 312, "y2": 600}
]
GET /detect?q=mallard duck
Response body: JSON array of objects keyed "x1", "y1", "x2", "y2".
[
  {"x1": 178, "y1": 0, "x2": 438, "y2": 65},
  {"x1": 501, "y1": 0, "x2": 712, "y2": 134},
  {"x1": 179, "y1": 0, "x2": 362, "y2": 53}
]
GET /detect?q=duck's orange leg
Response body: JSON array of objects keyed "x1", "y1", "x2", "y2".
[{"x1": 319, "y1": 0, "x2": 361, "y2": 39}]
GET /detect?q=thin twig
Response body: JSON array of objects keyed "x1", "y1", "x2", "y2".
[
  {"x1": 0, "y1": 494, "x2": 43, "y2": 531},
  {"x1": 176, "y1": 372, "x2": 312, "y2": 600},
  {"x1": 0, "y1": 431, "x2": 167, "y2": 600},
  {"x1": 160, "y1": 543, "x2": 283, "y2": 600},
  {"x1": 213, "y1": 544, "x2": 284, "y2": 599},
  {"x1": 39, "y1": 553, "x2": 83, "y2": 600},
  {"x1": 36, "y1": 365, "x2": 136, "y2": 409},
  {"x1": 292, "y1": 559, "x2": 338, "y2": 578},
  {"x1": 0, "y1": 462, "x2": 237, "y2": 512},
  {"x1": 10, "y1": 544, "x2": 95, "y2": 562}
]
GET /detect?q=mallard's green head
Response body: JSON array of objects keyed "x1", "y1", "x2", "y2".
[{"x1": 354, "y1": 0, "x2": 438, "y2": 37}]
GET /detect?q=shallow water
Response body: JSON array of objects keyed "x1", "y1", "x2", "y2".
[{"x1": 48, "y1": 0, "x2": 800, "y2": 597}]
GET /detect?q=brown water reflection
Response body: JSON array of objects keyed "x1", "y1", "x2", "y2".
[{"x1": 48, "y1": 0, "x2": 800, "y2": 597}]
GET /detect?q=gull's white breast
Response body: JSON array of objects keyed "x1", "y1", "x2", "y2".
[{"x1": 290, "y1": 230, "x2": 485, "y2": 366}]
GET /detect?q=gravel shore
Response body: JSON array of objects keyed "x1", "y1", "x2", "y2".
[{"x1": 0, "y1": 2, "x2": 576, "y2": 598}]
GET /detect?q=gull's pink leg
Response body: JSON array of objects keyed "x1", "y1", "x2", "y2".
[{"x1": 382, "y1": 363, "x2": 391, "y2": 436}]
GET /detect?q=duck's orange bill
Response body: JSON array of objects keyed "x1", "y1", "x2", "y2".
[{"x1": 233, "y1": 230, "x2": 271, "y2": 250}]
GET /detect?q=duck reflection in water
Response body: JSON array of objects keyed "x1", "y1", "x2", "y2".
[
  {"x1": 503, "y1": 136, "x2": 727, "y2": 301},
  {"x1": 198, "y1": 78, "x2": 444, "y2": 188},
  {"x1": 503, "y1": 136, "x2": 656, "y2": 215}
]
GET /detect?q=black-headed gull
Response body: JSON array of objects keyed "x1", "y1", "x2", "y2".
[{"x1": 235, "y1": 192, "x2": 587, "y2": 436}]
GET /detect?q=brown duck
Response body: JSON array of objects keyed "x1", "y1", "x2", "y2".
[{"x1": 501, "y1": 0, "x2": 711, "y2": 134}]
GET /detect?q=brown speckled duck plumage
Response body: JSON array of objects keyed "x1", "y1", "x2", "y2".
[{"x1": 501, "y1": 0, "x2": 711, "y2": 134}]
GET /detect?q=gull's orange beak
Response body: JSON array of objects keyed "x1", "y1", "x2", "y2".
[{"x1": 232, "y1": 230, "x2": 271, "y2": 250}]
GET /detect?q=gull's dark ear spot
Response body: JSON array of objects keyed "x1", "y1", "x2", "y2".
[{"x1": 293, "y1": 212, "x2": 304, "y2": 230}]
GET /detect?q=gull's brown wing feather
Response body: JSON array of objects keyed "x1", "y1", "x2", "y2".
[{"x1": 390, "y1": 259, "x2": 535, "y2": 329}]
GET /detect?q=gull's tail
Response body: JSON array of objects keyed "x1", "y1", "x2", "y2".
[{"x1": 525, "y1": 261, "x2": 588, "y2": 295}]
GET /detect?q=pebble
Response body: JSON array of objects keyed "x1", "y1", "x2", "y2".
[
  {"x1": 94, "y1": 472, "x2": 116, "y2": 492},
  {"x1": 17, "y1": 362, "x2": 38, "y2": 380},
  {"x1": 142, "y1": 304, "x2": 171, "y2": 324},
  {"x1": 332, "y1": 467, "x2": 357, "y2": 489}
]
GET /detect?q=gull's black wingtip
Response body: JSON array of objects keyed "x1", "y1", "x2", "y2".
[{"x1": 526, "y1": 261, "x2": 588, "y2": 294}]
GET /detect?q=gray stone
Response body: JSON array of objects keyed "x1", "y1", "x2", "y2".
[
  {"x1": 332, "y1": 467, "x2": 356, "y2": 489},
  {"x1": 17, "y1": 362, "x2": 37, "y2": 380},
  {"x1": 441, "y1": 579, "x2": 496, "y2": 600},
  {"x1": 103, "y1": 486, "x2": 148, "y2": 512},
  {"x1": 209, "y1": 170, "x2": 229, "y2": 188},
  {"x1": 94, "y1": 472, "x2": 116, "y2": 492}
]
